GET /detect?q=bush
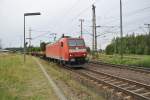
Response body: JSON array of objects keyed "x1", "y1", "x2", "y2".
[{"x1": 106, "y1": 44, "x2": 114, "y2": 55}]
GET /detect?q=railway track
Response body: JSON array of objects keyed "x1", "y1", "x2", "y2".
[
  {"x1": 89, "y1": 61, "x2": 150, "y2": 75},
  {"x1": 39, "y1": 57, "x2": 150, "y2": 99},
  {"x1": 64, "y1": 64, "x2": 150, "y2": 100}
]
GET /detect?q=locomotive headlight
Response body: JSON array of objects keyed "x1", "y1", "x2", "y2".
[
  {"x1": 83, "y1": 53, "x2": 86, "y2": 56},
  {"x1": 69, "y1": 54, "x2": 72, "y2": 56}
]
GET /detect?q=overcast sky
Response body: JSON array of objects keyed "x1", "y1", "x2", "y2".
[{"x1": 0, "y1": 0, "x2": 150, "y2": 49}]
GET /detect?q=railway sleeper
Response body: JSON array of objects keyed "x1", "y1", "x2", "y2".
[
  {"x1": 88, "y1": 74, "x2": 150, "y2": 99},
  {"x1": 100, "y1": 76, "x2": 108, "y2": 79},
  {"x1": 105, "y1": 79, "x2": 117, "y2": 83},
  {"x1": 141, "y1": 92, "x2": 150, "y2": 96},
  {"x1": 131, "y1": 88, "x2": 145, "y2": 93},
  {"x1": 75, "y1": 69, "x2": 150, "y2": 100},
  {"x1": 90, "y1": 61, "x2": 150, "y2": 75},
  {"x1": 100, "y1": 84, "x2": 133, "y2": 100},
  {"x1": 102, "y1": 77, "x2": 112, "y2": 81},
  {"x1": 111, "y1": 81, "x2": 123, "y2": 85},
  {"x1": 123, "y1": 85, "x2": 136, "y2": 90},
  {"x1": 136, "y1": 90, "x2": 150, "y2": 95},
  {"x1": 118, "y1": 83, "x2": 129, "y2": 87}
]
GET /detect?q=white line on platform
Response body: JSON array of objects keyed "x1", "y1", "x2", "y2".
[{"x1": 34, "y1": 57, "x2": 67, "y2": 100}]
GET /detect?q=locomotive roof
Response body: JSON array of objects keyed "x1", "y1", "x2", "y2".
[{"x1": 46, "y1": 37, "x2": 84, "y2": 46}]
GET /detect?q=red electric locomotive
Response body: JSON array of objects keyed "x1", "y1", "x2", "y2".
[{"x1": 46, "y1": 35, "x2": 87, "y2": 64}]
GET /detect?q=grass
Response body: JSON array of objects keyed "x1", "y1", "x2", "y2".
[
  {"x1": 40, "y1": 59, "x2": 105, "y2": 100},
  {"x1": 93, "y1": 53, "x2": 150, "y2": 68},
  {"x1": 0, "y1": 53, "x2": 58, "y2": 100}
]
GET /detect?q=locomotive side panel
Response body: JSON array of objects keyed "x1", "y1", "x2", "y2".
[
  {"x1": 46, "y1": 38, "x2": 70, "y2": 61},
  {"x1": 46, "y1": 42, "x2": 60, "y2": 59},
  {"x1": 59, "y1": 39, "x2": 69, "y2": 61}
]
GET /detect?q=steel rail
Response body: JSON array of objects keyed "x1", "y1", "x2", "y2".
[
  {"x1": 79, "y1": 68, "x2": 150, "y2": 100},
  {"x1": 64, "y1": 64, "x2": 150, "y2": 100},
  {"x1": 81, "y1": 71, "x2": 149, "y2": 100},
  {"x1": 89, "y1": 61, "x2": 150, "y2": 74},
  {"x1": 34, "y1": 56, "x2": 150, "y2": 99}
]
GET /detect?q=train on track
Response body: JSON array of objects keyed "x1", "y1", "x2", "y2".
[{"x1": 31, "y1": 35, "x2": 88, "y2": 65}]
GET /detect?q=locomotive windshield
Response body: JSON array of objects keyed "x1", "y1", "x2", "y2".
[{"x1": 68, "y1": 39, "x2": 85, "y2": 46}]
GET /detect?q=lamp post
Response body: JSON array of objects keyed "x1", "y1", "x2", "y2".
[
  {"x1": 120, "y1": 0, "x2": 123, "y2": 60},
  {"x1": 24, "y1": 12, "x2": 41, "y2": 63}
]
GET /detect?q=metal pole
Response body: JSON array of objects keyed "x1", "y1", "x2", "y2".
[
  {"x1": 79, "y1": 19, "x2": 84, "y2": 38},
  {"x1": 92, "y1": 5, "x2": 97, "y2": 51},
  {"x1": 147, "y1": 24, "x2": 150, "y2": 34},
  {"x1": 114, "y1": 33, "x2": 117, "y2": 54},
  {"x1": 29, "y1": 28, "x2": 32, "y2": 54},
  {"x1": 54, "y1": 34, "x2": 56, "y2": 42},
  {"x1": 0, "y1": 39, "x2": 2, "y2": 49},
  {"x1": 120, "y1": 0, "x2": 123, "y2": 59},
  {"x1": 92, "y1": 5, "x2": 95, "y2": 51},
  {"x1": 29, "y1": 28, "x2": 31, "y2": 48},
  {"x1": 81, "y1": 20, "x2": 83, "y2": 38},
  {"x1": 24, "y1": 15, "x2": 26, "y2": 63},
  {"x1": 144, "y1": 24, "x2": 150, "y2": 34},
  {"x1": 23, "y1": 12, "x2": 41, "y2": 62},
  {"x1": 94, "y1": 8, "x2": 97, "y2": 51},
  {"x1": 148, "y1": 24, "x2": 150, "y2": 35}
]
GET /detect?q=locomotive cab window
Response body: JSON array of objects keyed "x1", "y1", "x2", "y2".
[
  {"x1": 76, "y1": 39, "x2": 85, "y2": 46},
  {"x1": 68, "y1": 40, "x2": 76, "y2": 46},
  {"x1": 68, "y1": 39, "x2": 85, "y2": 46},
  {"x1": 61, "y1": 42, "x2": 63, "y2": 47}
]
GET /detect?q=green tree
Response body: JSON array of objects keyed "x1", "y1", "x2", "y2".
[
  {"x1": 106, "y1": 44, "x2": 114, "y2": 54},
  {"x1": 105, "y1": 33, "x2": 150, "y2": 55},
  {"x1": 40, "y1": 42, "x2": 46, "y2": 51}
]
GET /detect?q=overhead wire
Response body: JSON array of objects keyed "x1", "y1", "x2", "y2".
[
  {"x1": 103, "y1": 5, "x2": 150, "y2": 25},
  {"x1": 32, "y1": 33, "x2": 50, "y2": 40},
  {"x1": 30, "y1": 30, "x2": 56, "y2": 40},
  {"x1": 57, "y1": 0, "x2": 94, "y2": 36},
  {"x1": 70, "y1": 5, "x2": 91, "y2": 23},
  {"x1": 59, "y1": 0, "x2": 81, "y2": 23},
  {"x1": 98, "y1": 5, "x2": 150, "y2": 37},
  {"x1": 95, "y1": 1, "x2": 150, "y2": 49},
  {"x1": 125, "y1": 6, "x2": 150, "y2": 17},
  {"x1": 70, "y1": 0, "x2": 102, "y2": 22},
  {"x1": 58, "y1": 0, "x2": 102, "y2": 36},
  {"x1": 67, "y1": 0, "x2": 103, "y2": 34}
]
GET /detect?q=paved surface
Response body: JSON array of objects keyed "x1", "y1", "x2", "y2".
[{"x1": 34, "y1": 57, "x2": 67, "y2": 100}]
